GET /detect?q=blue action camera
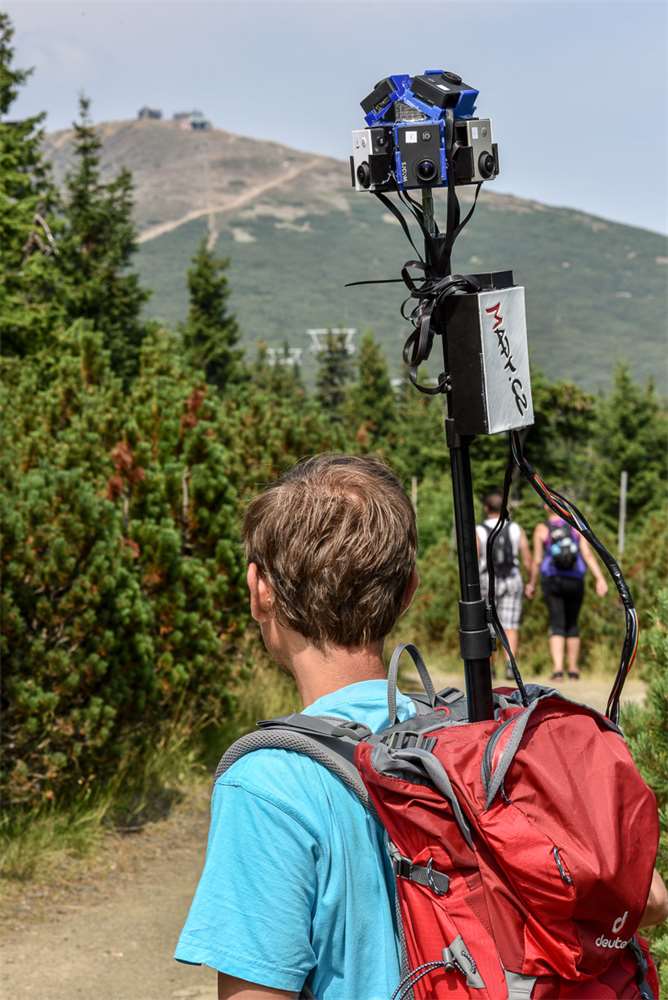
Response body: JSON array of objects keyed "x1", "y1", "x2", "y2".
[{"x1": 351, "y1": 69, "x2": 499, "y2": 193}]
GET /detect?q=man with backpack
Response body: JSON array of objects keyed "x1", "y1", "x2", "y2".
[
  {"x1": 175, "y1": 455, "x2": 420, "y2": 998},
  {"x1": 175, "y1": 455, "x2": 666, "y2": 999},
  {"x1": 476, "y1": 492, "x2": 532, "y2": 676}
]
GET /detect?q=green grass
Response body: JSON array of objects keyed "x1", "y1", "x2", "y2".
[
  {"x1": 0, "y1": 648, "x2": 300, "y2": 888},
  {"x1": 0, "y1": 724, "x2": 198, "y2": 884}
]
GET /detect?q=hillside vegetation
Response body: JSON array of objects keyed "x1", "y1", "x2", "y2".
[{"x1": 43, "y1": 119, "x2": 668, "y2": 392}]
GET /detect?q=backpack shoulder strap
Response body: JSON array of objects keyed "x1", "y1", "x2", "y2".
[{"x1": 214, "y1": 714, "x2": 372, "y2": 809}]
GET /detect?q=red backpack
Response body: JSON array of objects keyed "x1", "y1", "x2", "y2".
[{"x1": 218, "y1": 644, "x2": 660, "y2": 999}]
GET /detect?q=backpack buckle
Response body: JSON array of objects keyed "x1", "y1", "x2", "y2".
[
  {"x1": 384, "y1": 730, "x2": 419, "y2": 750},
  {"x1": 390, "y1": 845, "x2": 450, "y2": 896}
]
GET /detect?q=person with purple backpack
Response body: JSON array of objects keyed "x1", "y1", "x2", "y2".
[{"x1": 526, "y1": 507, "x2": 608, "y2": 680}]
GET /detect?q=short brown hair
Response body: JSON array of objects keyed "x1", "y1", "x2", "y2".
[
  {"x1": 244, "y1": 454, "x2": 417, "y2": 648},
  {"x1": 483, "y1": 491, "x2": 503, "y2": 514}
]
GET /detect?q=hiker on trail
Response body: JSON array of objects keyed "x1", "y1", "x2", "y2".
[
  {"x1": 175, "y1": 455, "x2": 666, "y2": 1000},
  {"x1": 475, "y1": 492, "x2": 532, "y2": 677},
  {"x1": 526, "y1": 506, "x2": 609, "y2": 681}
]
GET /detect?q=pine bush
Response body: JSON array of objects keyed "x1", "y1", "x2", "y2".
[{"x1": 1, "y1": 324, "x2": 246, "y2": 806}]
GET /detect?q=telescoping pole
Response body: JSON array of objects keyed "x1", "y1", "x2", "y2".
[{"x1": 422, "y1": 189, "x2": 494, "y2": 722}]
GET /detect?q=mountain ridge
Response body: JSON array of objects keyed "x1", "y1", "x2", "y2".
[{"x1": 43, "y1": 120, "x2": 668, "y2": 391}]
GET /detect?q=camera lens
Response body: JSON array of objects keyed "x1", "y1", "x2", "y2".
[
  {"x1": 478, "y1": 151, "x2": 496, "y2": 179},
  {"x1": 416, "y1": 159, "x2": 437, "y2": 183},
  {"x1": 356, "y1": 162, "x2": 371, "y2": 188}
]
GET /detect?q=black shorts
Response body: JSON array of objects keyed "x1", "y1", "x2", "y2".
[{"x1": 541, "y1": 575, "x2": 585, "y2": 638}]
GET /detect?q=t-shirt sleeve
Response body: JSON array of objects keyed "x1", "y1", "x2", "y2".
[{"x1": 174, "y1": 774, "x2": 318, "y2": 991}]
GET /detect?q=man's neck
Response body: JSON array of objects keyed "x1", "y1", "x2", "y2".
[{"x1": 288, "y1": 640, "x2": 387, "y2": 708}]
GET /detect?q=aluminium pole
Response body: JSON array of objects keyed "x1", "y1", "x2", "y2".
[{"x1": 422, "y1": 188, "x2": 494, "y2": 722}]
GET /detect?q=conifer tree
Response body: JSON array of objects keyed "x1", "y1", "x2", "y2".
[
  {"x1": 523, "y1": 371, "x2": 595, "y2": 493},
  {"x1": 465, "y1": 372, "x2": 596, "y2": 505},
  {"x1": 0, "y1": 13, "x2": 63, "y2": 354},
  {"x1": 316, "y1": 330, "x2": 353, "y2": 419},
  {"x1": 182, "y1": 239, "x2": 243, "y2": 391},
  {"x1": 392, "y1": 376, "x2": 445, "y2": 481},
  {"x1": 589, "y1": 365, "x2": 668, "y2": 529},
  {"x1": 59, "y1": 95, "x2": 149, "y2": 381},
  {"x1": 249, "y1": 342, "x2": 273, "y2": 392},
  {"x1": 345, "y1": 330, "x2": 396, "y2": 450}
]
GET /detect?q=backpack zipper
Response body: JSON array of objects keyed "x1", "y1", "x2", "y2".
[{"x1": 552, "y1": 846, "x2": 573, "y2": 886}]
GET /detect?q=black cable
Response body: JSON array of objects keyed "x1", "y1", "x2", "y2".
[
  {"x1": 400, "y1": 271, "x2": 480, "y2": 392},
  {"x1": 374, "y1": 188, "x2": 424, "y2": 261},
  {"x1": 347, "y1": 145, "x2": 483, "y2": 388},
  {"x1": 398, "y1": 188, "x2": 430, "y2": 238},
  {"x1": 485, "y1": 437, "x2": 529, "y2": 706}
]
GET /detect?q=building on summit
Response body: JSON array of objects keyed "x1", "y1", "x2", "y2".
[
  {"x1": 137, "y1": 106, "x2": 163, "y2": 120},
  {"x1": 173, "y1": 110, "x2": 211, "y2": 131}
]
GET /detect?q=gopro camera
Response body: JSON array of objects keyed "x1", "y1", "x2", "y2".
[{"x1": 351, "y1": 69, "x2": 499, "y2": 193}]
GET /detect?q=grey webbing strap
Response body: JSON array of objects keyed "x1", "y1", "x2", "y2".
[
  {"x1": 485, "y1": 700, "x2": 540, "y2": 808},
  {"x1": 504, "y1": 970, "x2": 536, "y2": 999},
  {"x1": 214, "y1": 728, "x2": 371, "y2": 808},
  {"x1": 485, "y1": 691, "x2": 624, "y2": 809},
  {"x1": 438, "y1": 687, "x2": 467, "y2": 705},
  {"x1": 388, "y1": 643, "x2": 437, "y2": 725}
]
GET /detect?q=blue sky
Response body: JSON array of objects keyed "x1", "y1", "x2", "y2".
[{"x1": 5, "y1": 0, "x2": 668, "y2": 233}]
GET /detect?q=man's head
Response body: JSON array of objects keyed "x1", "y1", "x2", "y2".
[
  {"x1": 483, "y1": 491, "x2": 503, "y2": 517},
  {"x1": 244, "y1": 454, "x2": 417, "y2": 653}
]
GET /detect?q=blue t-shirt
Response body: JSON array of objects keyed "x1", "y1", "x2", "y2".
[{"x1": 174, "y1": 679, "x2": 416, "y2": 998}]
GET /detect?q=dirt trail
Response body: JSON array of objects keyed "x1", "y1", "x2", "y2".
[
  {"x1": 0, "y1": 787, "x2": 217, "y2": 1000},
  {"x1": 136, "y1": 158, "x2": 320, "y2": 245},
  {"x1": 0, "y1": 674, "x2": 645, "y2": 1000}
]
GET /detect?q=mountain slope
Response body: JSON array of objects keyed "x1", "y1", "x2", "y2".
[{"x1": 43, "y1": 120, "x2": 668, "y2": 391}]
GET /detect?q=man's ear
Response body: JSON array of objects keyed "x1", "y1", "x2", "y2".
[
  {"x1": 247, "y1": 562, "x2": 275, "y2": 623},
  {"x1": 400, "y1": 567, "x2": 420, "y2": 615}
]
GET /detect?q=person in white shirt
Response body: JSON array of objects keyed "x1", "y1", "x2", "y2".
[{"x1": 475, "y1": 492, "x2": 532, "y2": 677}]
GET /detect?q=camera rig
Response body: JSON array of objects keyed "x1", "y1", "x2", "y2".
[
  {"x1": 351, "y1": 70, "x2": 498, "y2": 193},
  {"x1": 348, "y1": 69, "x2": 638, "y2": 725}
]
